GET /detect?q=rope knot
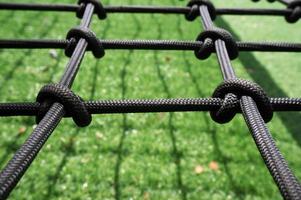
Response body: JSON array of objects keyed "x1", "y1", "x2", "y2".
[
  {"x1": 185, "y1": 0, "x2": 216, "y2": 21},
  {"x1": 36, "y1": 84, "x2": 92, "y2": 127},
  {"x1": 65, "y1": 26, "x2": 105, "y2": 58},
  {"x1": 210, "y1": 79, "x2": 273, "y2": 124},
  {"x1": 285, "y1": 0, "x2": 301, "y2": 23},
  {"x1": 195, "y1": 27, "x2": 238, "y2": 60},
  {"x1": 76, "y1": 0, "x2": 107, "y2": 20}
]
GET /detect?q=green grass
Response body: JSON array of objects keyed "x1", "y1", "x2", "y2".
[{"x1": 0, "y1": 0, "x2": 300, "y2": 199}]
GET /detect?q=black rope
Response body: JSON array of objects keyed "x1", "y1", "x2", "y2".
[
  {"x1": 77, "y1": 0, "x2": 106, "y2": 19},
  {"x1": 0, "y1": 2, "x2": 78, "y2": 12},
  {"x1": 0, "y1": 0, "x2": 300, "y2": 199},
  {"x1": 196, "y1": 2, "x2": 301, "y2": 199},
  {"x1": 0, "y1": 97, "x2": 299, "y2": 117},
  {"x1": 0, "y1": 2, "x2": 296, "y2": 18},
  {"x1": 195, "y1": 27, "x2": 238, "y2": 60},
  {"x1": 285, "y1": 0, "x2": 301, "y2": 23},
  {"x1": 252, "y1": 0, "x2": 276, "y2": 2},
  {"x1": 0, "y1": 3, "x2": 97, "y2": 199},
  {"x1": 36, "y1": 83, "x2": 92, "y2": 127},
  {"x1": 0, "y1": 39, "x2": 301, "y2": 52},
  {"x1": 210, "y1": 78, "x2": 273, "y2": 124},
  {"x1": 185, "y1": 0, "x2": 216, "y2": 21},
  {"x1": 216, "y1": 8, "x2": 291, "y2": 15},
  {"x1": 65, "y1": 26, "x2": 105, "y2": 58}
]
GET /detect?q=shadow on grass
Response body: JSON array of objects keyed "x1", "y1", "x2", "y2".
[
  {"x1": 151, "y1": 10, "x2": 188, "y2": 200},
  {"x1": 0, "y1": 13, "x2": 61, "y2": 168},
  {"x1": 0, "y1": 12, "x2": 16, "y2": 54},
  {"x1": 0, "y1": 11, "x2": 15, "y2": 26},
  {"x1": 47, "y1": 50, "x2": 64, "y2": 85},
  {"x1": 113, "y1": 50, "x2": 130, "y2": 200},
  {"x1": 45, "y1": 133, "x2": 77, "y2": 198},
  {"x1": 215, "y1": 17, "x2": 301, "y2": 147},
  {"x1": 114, "y1": 5, "x2": 141, "y2": 199},
  {"x1": 0, "y1": 134, "x2": 22, "y2": 167},
  {"x1": 0, "y1": 11, "x2": 59, "y2": 92},
  {"x1": 90, "y1": 56, "x2": 100, "y2": 100},
  {"x1": 90, "y1": 15, "x2": 112, "y2": 100}
]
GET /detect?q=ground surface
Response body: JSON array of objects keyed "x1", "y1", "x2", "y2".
[{"x1": 0, "y1": 0, "x2": 300, "y2": 199}]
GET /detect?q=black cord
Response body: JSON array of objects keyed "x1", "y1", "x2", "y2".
[
  {"x1": 0, "y1": 97, "x2": 299, "y2": 117},
  {"x1": 0, "y1": 39, "x2": 301, "y2": 52},
  {"x1": 0, "y1": 0, "x2": 300, "y2": 199},
  {"x1": 198, "y1": 3, "x2": 301, "y2": 199},
  {"x1": 0, "y1": 3, "x2": 96, "y2": 199},
  {"x1": 0, "y1": 2, "x2": 294, "y2": 17}
]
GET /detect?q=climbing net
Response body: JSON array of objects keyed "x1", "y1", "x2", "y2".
[{"x1": 0, "y1": 0, "x2": 300, "y2": 199}]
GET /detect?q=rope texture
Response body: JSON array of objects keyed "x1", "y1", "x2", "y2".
[
  {"x1": 210, "y1": 78, "x2": 273, "y2": 124},
  {"x1": 195, "y1": 27, "x2": 238, "y2": 60},
  {"x1": 65, "y1": 26, "x2": 105, "y2": 58},
  {"x1": 0, "y1": 2, "x2": 96, "y2": 199},
  {"x1": 0, "y1": 97, "x2": 300, "y2": 116},
  {"x1": 0, "y1": 0, "x2": 300, "y2": 199},
  {"x1": 0, "y1": 2, "x2": 299, "y2": 22},
  {"x1": 1, "y1": 39, "x2": 301, "y2": 52},
  {"x1": 77, "y1": 0, "x2": 106, "y2": 19},
  {"x1": 193, "y1": 0, "x2": 301, "y2": 199},
  {"x1": 36, "y1": 83, "x2": 91, "y2": 127}
]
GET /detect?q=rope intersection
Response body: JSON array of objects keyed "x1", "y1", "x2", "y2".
[{"x1": 0, "y1": 0, "x2": 300, "y2": 199}]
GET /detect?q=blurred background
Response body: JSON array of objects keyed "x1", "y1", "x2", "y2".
[{"x1": 0, "y1": 0, "x2": 300, "y2": 199}]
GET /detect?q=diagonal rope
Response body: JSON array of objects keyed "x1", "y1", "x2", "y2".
[
  {"x1": 0, "y1": 0, "x2": 299, "y2": 199},
  {"x1": 0, "y1": 3, "x2": 97, "y2": 199},
  {"x1": 198, "y1": 4, "x2": 301, "y2": 200}
]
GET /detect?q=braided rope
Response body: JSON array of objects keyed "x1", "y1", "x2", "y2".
[{"x1": 0, "y1": 0, "x2": 300, "y2": 199}]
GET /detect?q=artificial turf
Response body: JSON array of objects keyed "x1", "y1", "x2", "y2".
[{"x1": 0, "y1": 0, "x2": 300, "y2": 199}]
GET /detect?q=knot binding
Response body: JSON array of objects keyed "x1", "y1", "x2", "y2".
[
  {"x1": 285, "y1": 0, "x2": 301, "y2": 23},
  {"x1": 195, "y1": 28, "x2": 238, "y2": 60},
  {"x1": 185, "y1": 0, "x2": 216, "y2": 21},
  {"x1": 76, "y1": 0, "x2": 107, "y2": 20},
  {"x1": 36, "y1": 84, "x2": 92, "y2": 127},
  {"x1": 210, "y1": 79, "x2": 273, "y2": 124},
  {"x1": 65, "y1": 26, "x2": 105, "y2": 58},
  {"x1": 211, "y1": 93, "x2": 239, "y2": 124}
]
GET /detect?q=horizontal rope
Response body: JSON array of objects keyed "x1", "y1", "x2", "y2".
[
  {"x1": 0, "y1": 2, "x2": 78, "y2": 12},
  {"x1": 0, "y1": 0, "x2": 300, "y2": 199},
  {"x1": 216, "y1": 8, "x2": 291, "y2": 15},
  {"x1": 0, "y1": 97, "x2": 299, "y2": 117},
  {"x1": 0, "y1": 3, "x2": 293, "y2": 16},
  {"x1": 0, "y1": 39, "x2": 301, "y2": 52}
]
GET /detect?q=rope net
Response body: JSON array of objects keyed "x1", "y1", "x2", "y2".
[{"x1": 0, "y1": 0, "x2": 300, "y2": 199}]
